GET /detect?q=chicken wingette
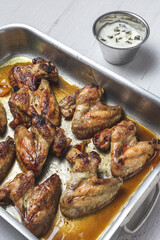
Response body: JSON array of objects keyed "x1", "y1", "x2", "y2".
[
  {"x1": 9, "y1": 57, "x2": 58, "y2": 91},
  {"x1": 0, "y1": 171, "x2": 61, "y2": 237},
  {"x1": 59, "y1": 84, "x2": 122, "y2": 139},
  {"x1": 9, "y1": 79, "x2": 61, "y2": 129},
  {"x1": 93, "y1": 120, "x2": 157, "y2": 178}
]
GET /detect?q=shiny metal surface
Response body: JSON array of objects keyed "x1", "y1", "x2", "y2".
[
  {"x1": 92, "y1": 11, "x2": 150, "y2": 65},
  {"x1": 0, "y1": 24, "x2": 159, "y2": 240},
  {"x1": 123, "y1": 183, "x2": 160, "y2": 234}
]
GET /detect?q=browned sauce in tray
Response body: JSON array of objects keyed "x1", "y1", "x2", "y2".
[{"x1": 0, "y1": 58, "x2": 160, "y2": 240}]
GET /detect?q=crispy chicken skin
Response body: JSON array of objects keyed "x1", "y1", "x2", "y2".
[
  {"x1": 15, "y1": 116, "x2": 56, "y2": 176},
  {"x1": 60, "y1": 142, "x2": 122, "y2": 218},
  {"x1": 111, "y1": 121, "x2": 156, "y2": 178},
  {"x1": 9, "y1": 99, "x2": 32, "y2": 129},
  {"x1": 93, "y1": 120, "x2": 157, "y2": 178},
  {"x1": 59, "y1": 89, "x2": 81, "y2": 118},
  {"x1": 0, "y1": 137, "x2": 16, "y2": 182},
  {"x1": 0, "y1": 171, "x2": 61, "y2": 238},
  {"x1": 60, "y1": 84, "x2": 122, "y2": 139},
  {"x1": 9, "y1": 57, "x2": 58, "y2": 91},
  {"x1": 9, "y1": 79, "x2": 61, "y2": 128},
  {"x1": 66, "y1": 140, "x2": 89, "y2": 162},
  {"x1": 0, "y1": 102, "x2": 7, "y2": 136},
  {"x1": 51, "y1": 127, "x2": 71, "y2": 157},
  {"x1": 93, "y1": 127, "x2": 113, "y2": 151}
]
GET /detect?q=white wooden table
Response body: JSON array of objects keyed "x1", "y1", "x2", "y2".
[{"x1": 0, "y1": 0, "x2": 160, "y2": 239}]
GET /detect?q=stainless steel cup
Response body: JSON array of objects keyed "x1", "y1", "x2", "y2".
[{"x1": 92, "y1": 11, "x2": 150, "y2": 65}]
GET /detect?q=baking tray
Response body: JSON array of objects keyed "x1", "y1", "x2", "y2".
[{"x1": 0, "y1": 24, "x2": 160, "y2": 240}]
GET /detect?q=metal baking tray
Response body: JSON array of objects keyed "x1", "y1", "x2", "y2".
[{"x1": 0, "y1": 24, "x2": 160, "y2": 240}]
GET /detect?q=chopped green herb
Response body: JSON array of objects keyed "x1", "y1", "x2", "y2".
[
  {"x1": 126, "y1": 31, "x2": 131, "y2": 35},
  {"x1": 128, "y1": 37, "x2": 133, "y2": 40},
  {"x1": 116, "y1": 38, "x2": 119, "y2": 43},
  {"x1": 114, "y1": 27, "x2": 120, "y2": 32},
  {"x1": 100, "y1": 38, "x2": 106, "y2": 42},
  {"x1": 122, "y1": 30, "x2": 126, "y2": 32},
  {"x1": 126, "y1": 40, "x2": 132, "y2": 44},
  {"x1": 118, "y1": 37, "x2": 122, "y2": 40},
  {"x1": 107, "y1": 35, "x2": 113, "y2": 39},
  {"x1": 114, "y1": 32, "x2": 120, "y2": 36},
  {"x1": 134, "y1": 35, "x2": 141, "y2": 40}
]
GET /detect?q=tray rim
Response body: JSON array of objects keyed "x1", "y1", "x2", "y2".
[
  {"x1": 1, "y1": 23, "x2": 160, "y2": 105},
  {"x1": 0, "y1": 23, "x2": 160, "y2": 240}
]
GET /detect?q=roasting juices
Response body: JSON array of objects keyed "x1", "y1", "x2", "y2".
[{"x1": 0, "y1": 57, "x2": 160, "y2": 240}]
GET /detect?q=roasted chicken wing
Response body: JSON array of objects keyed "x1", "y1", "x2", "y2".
[
  {"x1": 60, "y1": 84, "x2": 122, "y2": 139},
  {"x1": 60, "y1": 142, "x2": 122, "y2": 218},
  {"x1": 0, "y1": 136, "x2": 16, "y2": 182},
  {"x1": 0, "y1": 102, "x2": 7, "y2": 136},
  {"x1": 93, "y1": 120, "x2": 157, "y2": 178},
  {"x1": 15, "y1": 115, "x2": 56, "y2": 176},
  {"x1": 0, "y1": 171, "x2": 61, "y2": 237},
  {"x1": 111, "y1": 121, "x2": 157, "y2": 178},
  {"x1": 9, "y1": 57, "x2": 58, "y2": 91},
  {"x1": 9, "y1": 79, "x2": 60, "y2": 128}
]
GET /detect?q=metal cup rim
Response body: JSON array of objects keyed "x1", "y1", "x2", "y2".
[{"x1": 92, "y1": 10, "x2": 150, "y2": 50}]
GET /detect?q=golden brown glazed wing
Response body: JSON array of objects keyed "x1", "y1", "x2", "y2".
[
  {"x1": 0, "y1": 137, "x2": 16, "y2": 182},
  {"x1": 9, "y1": 79, "x2": 61, "y2": 128},
  {"x1": 94, "y1": 121, "x2": 157, "y2": 178},
  {"x1": 0, "y1": 171, "x2": 35, "y2": 204},
  {"x1": 15, "y1": 116, "x2": 56, "y2": 176},
  {"x1": 9, "y1": 57, "x2": 58, "y2": 91},
  {"x1": 50, "y1": 127, "x2": 71, "y2": 157},
  {"x1": 0, "y1": 171, "x2": 61, "y2": 238},
  {"x1": 60, "y1": 142, "x2": 122, "y2": 218},
  {"x1": 63, "y1": 84, "x2": 122, "y2": 139},
  {"x1": 110, "y1": 120, "x2": 156, "y2": 178},
  {"x1": 0, "y1": 102, "x2": 7, "y2": 136}
]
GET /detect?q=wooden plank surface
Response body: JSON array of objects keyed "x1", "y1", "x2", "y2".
[{"x1": 0, "y1": 0, "x2": 160, "y2": 239}]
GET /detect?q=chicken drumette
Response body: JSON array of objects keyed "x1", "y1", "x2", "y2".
[
  {"x1": 60, "y1": 141, "x2": 122, "y2": 218},
  {"x1": 0, "y1": 171, "x2": 61, "y2": 238},
  {"x1": 9, "y1": 79, "x2": 61, "y2": 129},
  {"x1": 9, "y1": 57, "x2": 58, "y2": 91},
  {"x1": 59, "y1": 84, "x2": 122, "y2": 139},
  {"x1": 93, "y1": 120, "x2": 157, "y2": 178},
  {"x1": 0, "y1": 102, "x2": 7, "y2": 136},
  {"x1": 0, "y1": 136, "x2": 16, "y2": 182}
]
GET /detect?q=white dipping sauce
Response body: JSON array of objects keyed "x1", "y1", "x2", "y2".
[{"x1": 98, "y1": 22, "x2": 142, "y2": 48}]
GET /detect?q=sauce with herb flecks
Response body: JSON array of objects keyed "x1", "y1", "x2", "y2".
[{"x1": 98, "y1": 22, "x2": 142, "y2": 48}]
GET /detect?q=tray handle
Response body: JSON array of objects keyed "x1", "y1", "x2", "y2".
[{"x1": 123, "y1": 183, "x2": 160, "y2": 234}]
